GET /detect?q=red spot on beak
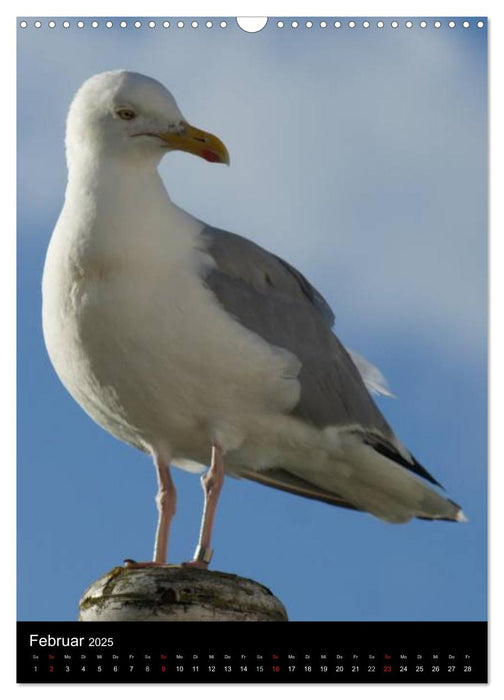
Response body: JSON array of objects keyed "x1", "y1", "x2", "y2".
[{"x1": 201, "y1": 149, "x2": 221, "y2": 163}]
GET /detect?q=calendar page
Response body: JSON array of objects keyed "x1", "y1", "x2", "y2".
[{"x1": 17, "y1": 14, "x2": 487, "y2": 683}]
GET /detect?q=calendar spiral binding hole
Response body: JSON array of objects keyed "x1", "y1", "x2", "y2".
[{"x1": 19, "y1": 18, "x2": 486, "y2": 30}]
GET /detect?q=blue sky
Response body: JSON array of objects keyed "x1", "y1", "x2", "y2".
[{"x1": 17, "y1": 17, "x2": 486, "y2": 621}]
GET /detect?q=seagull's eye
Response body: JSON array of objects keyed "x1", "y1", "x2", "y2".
[{"x1": 116, "y1": 109, "x2": 136, "y2": 121}]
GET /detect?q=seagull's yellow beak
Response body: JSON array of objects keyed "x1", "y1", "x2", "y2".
[{"x1": 157, "y1": 122, "x2": 230, "y2": 164}]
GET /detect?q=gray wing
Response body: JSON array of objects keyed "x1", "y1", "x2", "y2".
[
  {"x1": 198, "y1": 224, "x2": 392, "y2": 436},
  {"x1": 198, "y1": 225, "x2": 442, "y2": 490}
]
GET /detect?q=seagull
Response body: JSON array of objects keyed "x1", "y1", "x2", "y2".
[{"x1": 42, "y1": 71, "x2": 467, "y2": 570}]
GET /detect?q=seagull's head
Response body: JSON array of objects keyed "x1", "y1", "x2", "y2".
[{"x1": 66, "y1": 70, "x2": 230, "y2": 167}]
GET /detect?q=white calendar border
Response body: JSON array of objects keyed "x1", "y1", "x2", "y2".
[{"x1": 3, "y1": 1, "x2": 500, "y2": 698}]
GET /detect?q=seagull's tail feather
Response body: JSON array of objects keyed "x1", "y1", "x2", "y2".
[
  {"x1": 305, "y1": 439, "x2": 466, "y2": 523},
  {"x1": 239, "y1": 440, "x2": 466, "y2": 524},
  {"x1": 239, "y1": 466, "x2": 366, "y2": 513}
]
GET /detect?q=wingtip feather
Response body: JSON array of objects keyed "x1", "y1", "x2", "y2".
[{"x1": 456, "y1": 509, "x2": 469, "y2": 523}]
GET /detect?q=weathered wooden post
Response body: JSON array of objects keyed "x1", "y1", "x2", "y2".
[{"x1": 79, "y1": 566, "x2": 288, "y2": 622}]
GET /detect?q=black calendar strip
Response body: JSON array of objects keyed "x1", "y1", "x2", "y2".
[{"x1": 17, "y1": 621, "x2": 487, "y2": 683}]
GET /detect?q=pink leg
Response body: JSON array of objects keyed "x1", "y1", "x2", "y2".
[
  {"x1": 125, "y1": 456, "x2": 176, "y2": 569},
  {"x1": 183, "y1": 443, "x2": 225, "y2": 569},
  {"x1": 153, "y1": 458, "x2": 177, "y2": 563}
]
